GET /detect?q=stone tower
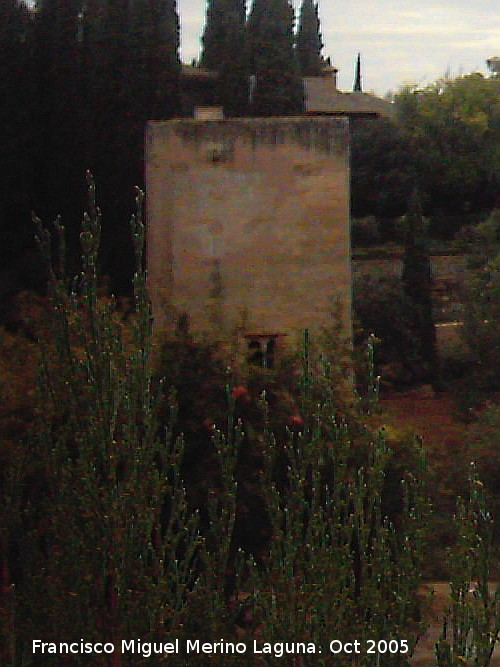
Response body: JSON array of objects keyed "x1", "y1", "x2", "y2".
[{"x1": 146, "y1": 116, "x2": 351, "y2": 354}]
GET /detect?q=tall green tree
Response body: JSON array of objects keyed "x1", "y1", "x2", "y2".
[
  {"x1": 79, "y1": 0, "x2": 136, "y2": 285},
  {"x1": 395, "y1": 73, "x2": 500, "y2": 225},
  {"x1": 34, "y1": 0, "x2": 85, "y2": 249},
  {"x1": 201, "y1": 0, "x2": 245, "y2": 70},
  {"x1": 0, "y1": 0, "x2": 181, "y2": 298},
  {"x1": 296, "y1": 0, "x2": 323, "y2": 76},
  {"x1": 81, "y1": 0, "x2": 181, "y2": 289},
  {"x1": 0, "y1": 0, "x2": 37, "y2": 266},
  {"x1": 353, "y1": 52, "x2": 362, "y2": 91},
  {"x1": 459, "y1": 210, "x2": 500, "y2": 396},
  {"x1": 350, "y1": 117, "x2": 414, "y2": 224},
  {"x1": 247, "y1": 0, "x2": 303, "y2": 116},
  {"x1": 129, "y1": 0, "x2": 181, "y2": 120},
  {"x1": 402, "y1": 188, "x2": 439, "y2": 382},
  {"x1": 82, "y1": 0, "x2": 129, "y2": 161},
  {"x1": 200, "y1": 0, "x2": 248, "y2": 116}
]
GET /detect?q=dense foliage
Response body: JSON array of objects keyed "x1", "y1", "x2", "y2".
[
  {"x1": 2, "y1": 178, "x2": 500, "y2": 666},
  {"x1": 458, "y1": 209, "x2": 500, "y2": 398},
  {"x1": 436, "y1": 466, "x2": 500, "y2": 667},
  {"x1": 394, "y1": 73, "x2": 500, "y2": 230},
  {"x1": 1, "y1": 179, "x2": 432, "y2": 666},
  {"x1": 247, "y1": 0, "x2": 304, "y2": 116},
  {"x1": 350, "y1": 117, "x2": 415, "y2": 224},
  {"x1": 200, "y1": 0, "x2": 248, "y2": 116},
  {"x1": 401, "y1": 190, "x2": 438, "y2": 382},
  {"x1": 353, "y1": 192, "x2": 438, "y2": 386},
  {"x1": 296, "y1": 0, "x2": 324, "y2": 76},
  {"x1": 0, "y1": 0, "x2": 181, "y2": 296},
  {"x1": 354, "y1": 274, "x2": 431, "y2": 385},
  {"x1": 351, "y1": 73, "x2": 500, "y2": 239},
  {"x1": 0, "y1": 0, "x2": 38, "y2": 269}
]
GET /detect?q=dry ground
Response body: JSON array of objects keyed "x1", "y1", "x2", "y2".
[{"x1": 379, "y1": 388, "x2": 467, "y2": 451}]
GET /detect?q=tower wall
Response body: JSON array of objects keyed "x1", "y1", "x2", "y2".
[{"x1": 146, "y1": 117, "x2": 351, "y2": 346}]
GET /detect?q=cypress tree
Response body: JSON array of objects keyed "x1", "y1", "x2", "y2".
[
  {"x1": 247, "y1": 0, "x2": 303, "y2": 116},
  {"x1": 34, "y1": 0, "x2": 86, "y2": 257},
  {"x1": 0, "y1": 0, "x2": 37, "y2": 263},
  {"x1": 296, "y1": 0, "x2": 323, "y2": 76},
  {"x1": 129, "y1": 0, "x2": 181, "y2": 120},
  {"x1": 201, "y1": 0, "x2": 245, "y2": 71},
  {"x1": 82, "y1": 0, "x2": 130, "y2": 159},
  {"x1": 161, "y1": 0, "x2": 182, "y2": 116},
  {"x1": 353, "y1": 52, "x2": 362, "y2": 92},
  {"x1": 200, "y1": 0, "x2": 248, "y2": 116},
  {"x1": 79, "y1": 0, "x2": 143, "y2": 286},
  {"x1": 84, "y1": 0, "x2": 181, "y2": 152},
  {"x1": 402, "y1": 188, "x2": 439, "y2": 382},
  {"x1": 81, "y1": 0, "x2": 181, "y2": 288}
]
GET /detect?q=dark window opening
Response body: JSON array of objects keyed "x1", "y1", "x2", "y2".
[
  {"x1": 248, "y1": 340, "x2": 263, "y2": 367},
  {"x1": 245, "y1": 333, "x2": 284, "y2": 369}
]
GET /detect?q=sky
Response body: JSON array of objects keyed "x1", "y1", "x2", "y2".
[{"x1": 178, "y1": 0, "x2": 500, "y2": 96}]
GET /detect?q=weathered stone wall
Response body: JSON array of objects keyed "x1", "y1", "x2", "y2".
[{"x1": 146, "y1": 117, "x2": 351, "y2": 346}]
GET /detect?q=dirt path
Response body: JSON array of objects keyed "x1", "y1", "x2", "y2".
[{"x1": 379, "y1": 389, "x2": 467, "y2": 451}]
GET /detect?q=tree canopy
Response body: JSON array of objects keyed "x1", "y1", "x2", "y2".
[
  {"x1": 353, "y1": 52, "x2": 362, "y2": 92},
  {"x1": 0, "y1": 0, "x2": 37, "y2": 260},
  {"x1": 395, "y1": 73, "x2": 500, "y2": 219},
  {"x1": 401, "y1": 189, "x2": 438, "y2": 381},
  {"x1": 247, "y1": 0, "x2": 304, "y2": 116},
  {"x1": 200, "y1": 0, "x2": 248, "y2": 116},
  {"x1": 200, "y1": 0, "x2": 246, "y2": 71},
  {"x1": 352, "y1": 71, "x2": 500, "y2": 237},
  {"x1": 0, "y1": 0, "x2": 181, "y2": 293},
  {"x1": 296, "y1": 0, "x2": 323, "y2": 76}
]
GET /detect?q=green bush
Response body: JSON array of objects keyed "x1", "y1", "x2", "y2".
[
  {"x1": 461, "y1": 254, "x2": 500, "y2": 395},
  {"x1": 436, "y1": 465, "x2": 500, "y2": 667},
  {"x1": 353, "y1": 274, "x2": 430, "y2": 386},
  {"x1": 2, "y1": 176, "x2": 432, "y2": 666},
  {"x1": 466, "y1": 403, "x2": 500, "y2": 541},
  {"x1": 3, "y1": 176, "x2": 200, "y2": 665},
  {"x1": 455, "y1": 209, "x2": 500, "y2": 404}
]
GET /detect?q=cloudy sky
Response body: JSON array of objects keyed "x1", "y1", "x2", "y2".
[{"x1": 178, "y1": 0, "x2": 499, "y2": 96}]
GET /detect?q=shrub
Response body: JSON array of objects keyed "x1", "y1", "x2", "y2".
[
  {"x1": 460, "y1": 254, "x2": 500, "y2": 395},
  {"x1": 456, "y1": 209, "x2": 500, "y2": 402},
  {"x1": 3, "y1": 175, "x2": 200, "y2": 665},
  {"x1": 436, "y1": 465, "x2": 500, "y2": 667},
  {"x1": 353, "y1": 274, "x2": 430, "y2": 386},
  {"x1": 247, "y1": 336, "x2": 429, "y2": 666},
  {"x1": 2, "y1": 175, "x2": 432, "y2": 667},
  {"x1": 466, "y1": 403, "x2": 500, "y2": 540}
]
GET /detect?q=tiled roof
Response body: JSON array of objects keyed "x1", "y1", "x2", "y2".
[
  {"x1": 180, "y1": 65, "x2": 394, "y2": 118},
  {"x1": 303, "y1": 76, "x2": 393, "y2": 118}
]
